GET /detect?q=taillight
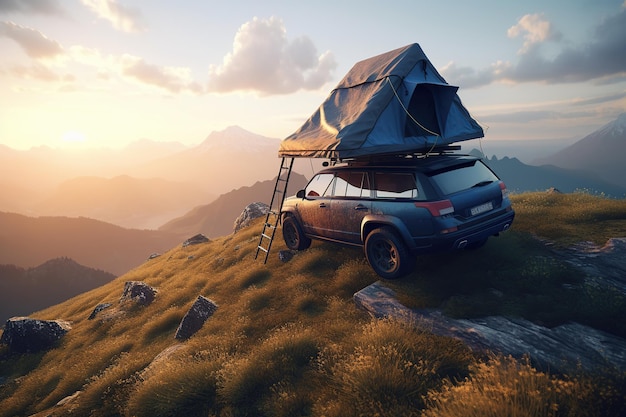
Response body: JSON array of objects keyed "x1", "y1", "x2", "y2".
[
  {"x1": 414, "y1": 200, "x2": 454, "y2": 217},
  {"x1": 500, "y1": 181, "x2": 509, "y2": 199}
]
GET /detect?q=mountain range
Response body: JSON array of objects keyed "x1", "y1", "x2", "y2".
[
  {"x1": 535, "y1": 113, "x2": 626, "y2": 189},
  {"x1": 0, "y1": 258, "x2": 115, "y2": 324},
  {"x1": 1, "y1": 115, "x2": 626, "y2": 325}
]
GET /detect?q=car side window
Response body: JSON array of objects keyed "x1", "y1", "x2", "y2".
[
  {"x1": 332, "y1": 171, "x2": 368, "y2": 198},
  {"x1": 305, "y1": 173, "x2": 334, "y2": 197},
  {"x1": 374, "y1": 172, "x2": 419, "y2": 199}
]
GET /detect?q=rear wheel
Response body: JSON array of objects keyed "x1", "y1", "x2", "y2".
[
  {"x1": 365, "y1": 227, "x2": 414, "y2": 279},
  {"x1": 282, "y1": 215, "x2": 311, "y2": 250}
]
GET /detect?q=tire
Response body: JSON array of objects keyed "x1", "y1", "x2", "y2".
[
  {"x1": 282, "y1": 215, "x2": 311, "y2": 251},
  {"x1": 365, "y1": 227, "x2": 414, "y2": 279}
]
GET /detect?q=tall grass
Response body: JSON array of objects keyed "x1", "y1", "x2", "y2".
[
  {"x1": 423, "y1": 355, "x2": 626, "y2": 417},
  {"x1": 1, "y1": 193, "x2": 626, "y2": 416}
]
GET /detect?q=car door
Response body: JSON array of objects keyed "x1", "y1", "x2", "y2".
[
  {"x1": 328, "y1": 171, "x2": 372, "y2": 244},
  {"x1": 296, "y1": 172, "x2": 334, "y2": 238}
]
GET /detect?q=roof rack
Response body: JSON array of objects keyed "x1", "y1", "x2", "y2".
[{"x1": 340, "y1": 145, "x2": 462, "y2": 166}]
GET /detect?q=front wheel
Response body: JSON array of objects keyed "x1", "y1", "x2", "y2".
[
  {"x1": 282, "y1": 215, "x2": 311, "y2": 251},
  {"x1": 365, "y1": 227, "x2": 414, "y2": 279}
]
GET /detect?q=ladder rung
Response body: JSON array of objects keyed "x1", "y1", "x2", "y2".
[
  {"x1": 257, "y1": 246, "x2": 268, "y2": 253},
  {"x1": 263, "y1": 223, "x2": 276, "y2": 229},
  {"x1": 261, "y1": 233, "x2": 272, "y2": 239}
]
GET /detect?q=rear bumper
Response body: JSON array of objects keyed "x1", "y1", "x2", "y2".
[{"x1": 410, "y1": 210, "x2": 515, "y2": 253}]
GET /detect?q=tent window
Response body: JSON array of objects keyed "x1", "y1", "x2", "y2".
[{"x1": 404, "y1": 84, "x2": 440, "y2": 137}]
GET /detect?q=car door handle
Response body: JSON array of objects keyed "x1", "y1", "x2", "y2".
[
  {"x1": 354, "y1": 204, "x2": 368, "y2": 210},
  {"x1": 319, "y1": 203, "x2": 327, "y2": 208}
]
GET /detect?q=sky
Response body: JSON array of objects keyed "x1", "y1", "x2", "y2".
[{"x1": 1, "y1": 0, "x2": 625, "y2": 150}]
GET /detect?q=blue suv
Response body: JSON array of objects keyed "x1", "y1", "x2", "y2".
[{"x1": 281, "y1": 154, "x2": 515, "y2": 279}]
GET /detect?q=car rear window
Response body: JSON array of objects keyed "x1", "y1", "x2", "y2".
[{"x1": 429, "y1": 160, "x2": 498, "y2": 195}]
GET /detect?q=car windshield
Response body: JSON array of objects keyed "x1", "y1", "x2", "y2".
[{"x1": 429, "y1": 161, "x2": 498, "y2": 195}]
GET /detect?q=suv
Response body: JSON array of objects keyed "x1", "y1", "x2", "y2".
[{"x1": 280, "y1": 154, "x2": 514, "y2": 279}]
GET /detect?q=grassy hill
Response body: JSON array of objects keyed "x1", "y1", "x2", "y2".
[{"x1": 1, "y1": 192, "x2": 625, "y2": 417}]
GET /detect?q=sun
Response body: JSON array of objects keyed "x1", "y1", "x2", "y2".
[{"x1": 61, "y1": 130, "x2": 86, "y2": 143}]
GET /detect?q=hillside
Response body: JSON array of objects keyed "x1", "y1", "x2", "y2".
[
  {"x1": 0, "y1": 258, "x2": 115, "y2": 324},
  {"x1": 0, "y1": 212, "x2": 182, "y2": 275},
  {"x1": 535, "y1": 113, "x2": 626, "y2": 188},
  {"x1": 160, "y1": 173, "x2": 309, "y2": 238},
  {"x1": 1, "y1": 192, "x2": 625, "y2": 416}
]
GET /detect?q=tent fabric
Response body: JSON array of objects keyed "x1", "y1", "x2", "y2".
[{"x1": 278, "y1": 43, "x2": 484, "y2": 159}]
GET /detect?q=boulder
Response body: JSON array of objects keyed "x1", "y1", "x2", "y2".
[
  {"x1": 182, "y1": 233, "x2": 210, "y2": 247},
  {"x1": 0, "y1": 317, "x2": 71, "y2": 352},
  {"x1": 88, "y1": 303, "x2": 112, "y2": 320},
  {"x1": 120, "y1": 281, "x2": 157, "y2": 306},
  {"x1": 233, "y1": 202, "x2": 269, "y2": 233},
  {"x1": 175, "y1": 295, "x2": 218, "y2": 340},
  {"x1": 354, "y1": 282, "x2": 626, "y2": 373}
]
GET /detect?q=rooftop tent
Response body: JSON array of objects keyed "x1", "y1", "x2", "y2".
[{"x1": 278, "y1": 43, "x2": 484, "y2": 159}]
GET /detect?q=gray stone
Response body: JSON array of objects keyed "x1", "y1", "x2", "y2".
[
  {"x1": 88, "y1": 303, "x2": 112, "y2": 320},
  {"x1": 175, "y1": 295, "x2": 218, "y2": 340},
  {"x1": 0, "y1": 317, "x2": 71, "y2": 352},
  {"x1": 354, "y1": 281, "x2": 626, "y2": 373},
  {"x1": 182, "y1": 233, "x2": 210, "y2": 247},
  {"x1": 233, "y1": 202, "x2": 269, "y2": 233},
  {"x1": 278, "y1": 250, "x2": 294, "y2": 262},
  {"x1": 120, "y1": 281, "x2": 157, "y2": 306}
]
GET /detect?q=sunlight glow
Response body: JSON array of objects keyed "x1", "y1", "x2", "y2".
[{"x1": 61, "y1": 131, "x2": 86, "y2": 144}]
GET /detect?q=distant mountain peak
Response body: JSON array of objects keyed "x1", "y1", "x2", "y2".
[
  {"x1": 198, "y1": 125, "x2": 279, "y2": 152},
  {"x1": 596, "y1": 112, "x2": 626, "y2": 139}
]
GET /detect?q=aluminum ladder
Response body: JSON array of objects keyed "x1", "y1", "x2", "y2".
[{"x1": 255, "y1": 157, "x2": 294, "y2": 263}]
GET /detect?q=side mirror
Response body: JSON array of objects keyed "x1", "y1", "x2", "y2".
[{"x1": 296, "y1": 189, "x2": 305, "y2": 199}]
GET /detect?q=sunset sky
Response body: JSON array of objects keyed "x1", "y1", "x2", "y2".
[{"x1": 1, "y1": 0, "x2": 625, "y2": 150}]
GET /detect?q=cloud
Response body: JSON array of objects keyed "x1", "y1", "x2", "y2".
[
  {"x1": 571, "y1": 91, "x2": 626, "y2": 106},
  {"x1": 504, "y1": 9, "x2": 626, "y2": 84},
  {"x1": 444, "y1": 9, "x2": 626, "y2": 88},
  {"x1": 120, "y1": 55, "x2": 203, "y2": 94},
  {"x1": 0, "y1": 0, "x2": 64, "y2": 15},
  {"x1": 440, "y1": 60, "x2": 510, "y2": 88},
  {"x1": 0, "y1": 21, "x2": 63, "y2": 58},
  {"x1": 207, "y1": 16, "x2": 337, "y2": 95},
  {"x1": 507, "y1": 13, "x2": 561, "y2": 54},
  {"x1": 80, "y1": 0, "x2": 143, "y2": 32}
]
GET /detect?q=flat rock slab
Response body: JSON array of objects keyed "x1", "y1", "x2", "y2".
[{"x1": 354, "y1": 281, "x2": 626, "y2": 372}]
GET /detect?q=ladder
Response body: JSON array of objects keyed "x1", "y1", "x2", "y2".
[{"x1": 255, "y1": 157, "x2": 294, "y2": 263}]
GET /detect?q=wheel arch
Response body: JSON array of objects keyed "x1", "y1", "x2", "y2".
[{"x1": 361, "y1": 215, "x2": 415, "y2": 251}]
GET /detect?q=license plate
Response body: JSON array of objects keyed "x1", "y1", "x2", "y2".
[{"x1": 470, "y1": 201, "x2": 493, "y2": 216}]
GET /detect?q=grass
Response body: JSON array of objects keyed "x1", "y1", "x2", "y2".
[{"x1": 0, "y1": 191, "x2": 625, "y2": 416}]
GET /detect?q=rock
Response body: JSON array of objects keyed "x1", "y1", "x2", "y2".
[
  {"x1": 354, "y1": 281, "x2": 626, "y2": 373},
  {"x1": 557, "y1": 238, "x2": 626, "y2": 292},
  {"x1": 278, "y1": 250, "x2": 294, "y2": 262},
  {"x1": 233, "y1": 202, "x2": 269, "y2": 233},
  {"x1": 147, "y1": 252, "x2": 161, "y2": 260},
  {"x1": 140, "y1": 344, "x2": 185, "y2": 380},
  {"x1": 182, "y1": 233, "x2": 210, "y2": 247},
  {"x1": 120, "y1": 281, "x2": 157, "y2": 306},
  {"x1": 546, "y1": 187, "x2": 562, "y2": 194},
  {"x1": 0, "y1": 317, "x2": 71, "y2": 352},
  {"x1": 88, "y1": 303, "x2": 112, "y2": 320},
  {"x1": 175, "y1": 295, "x2": 218, "y2": 340}
]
